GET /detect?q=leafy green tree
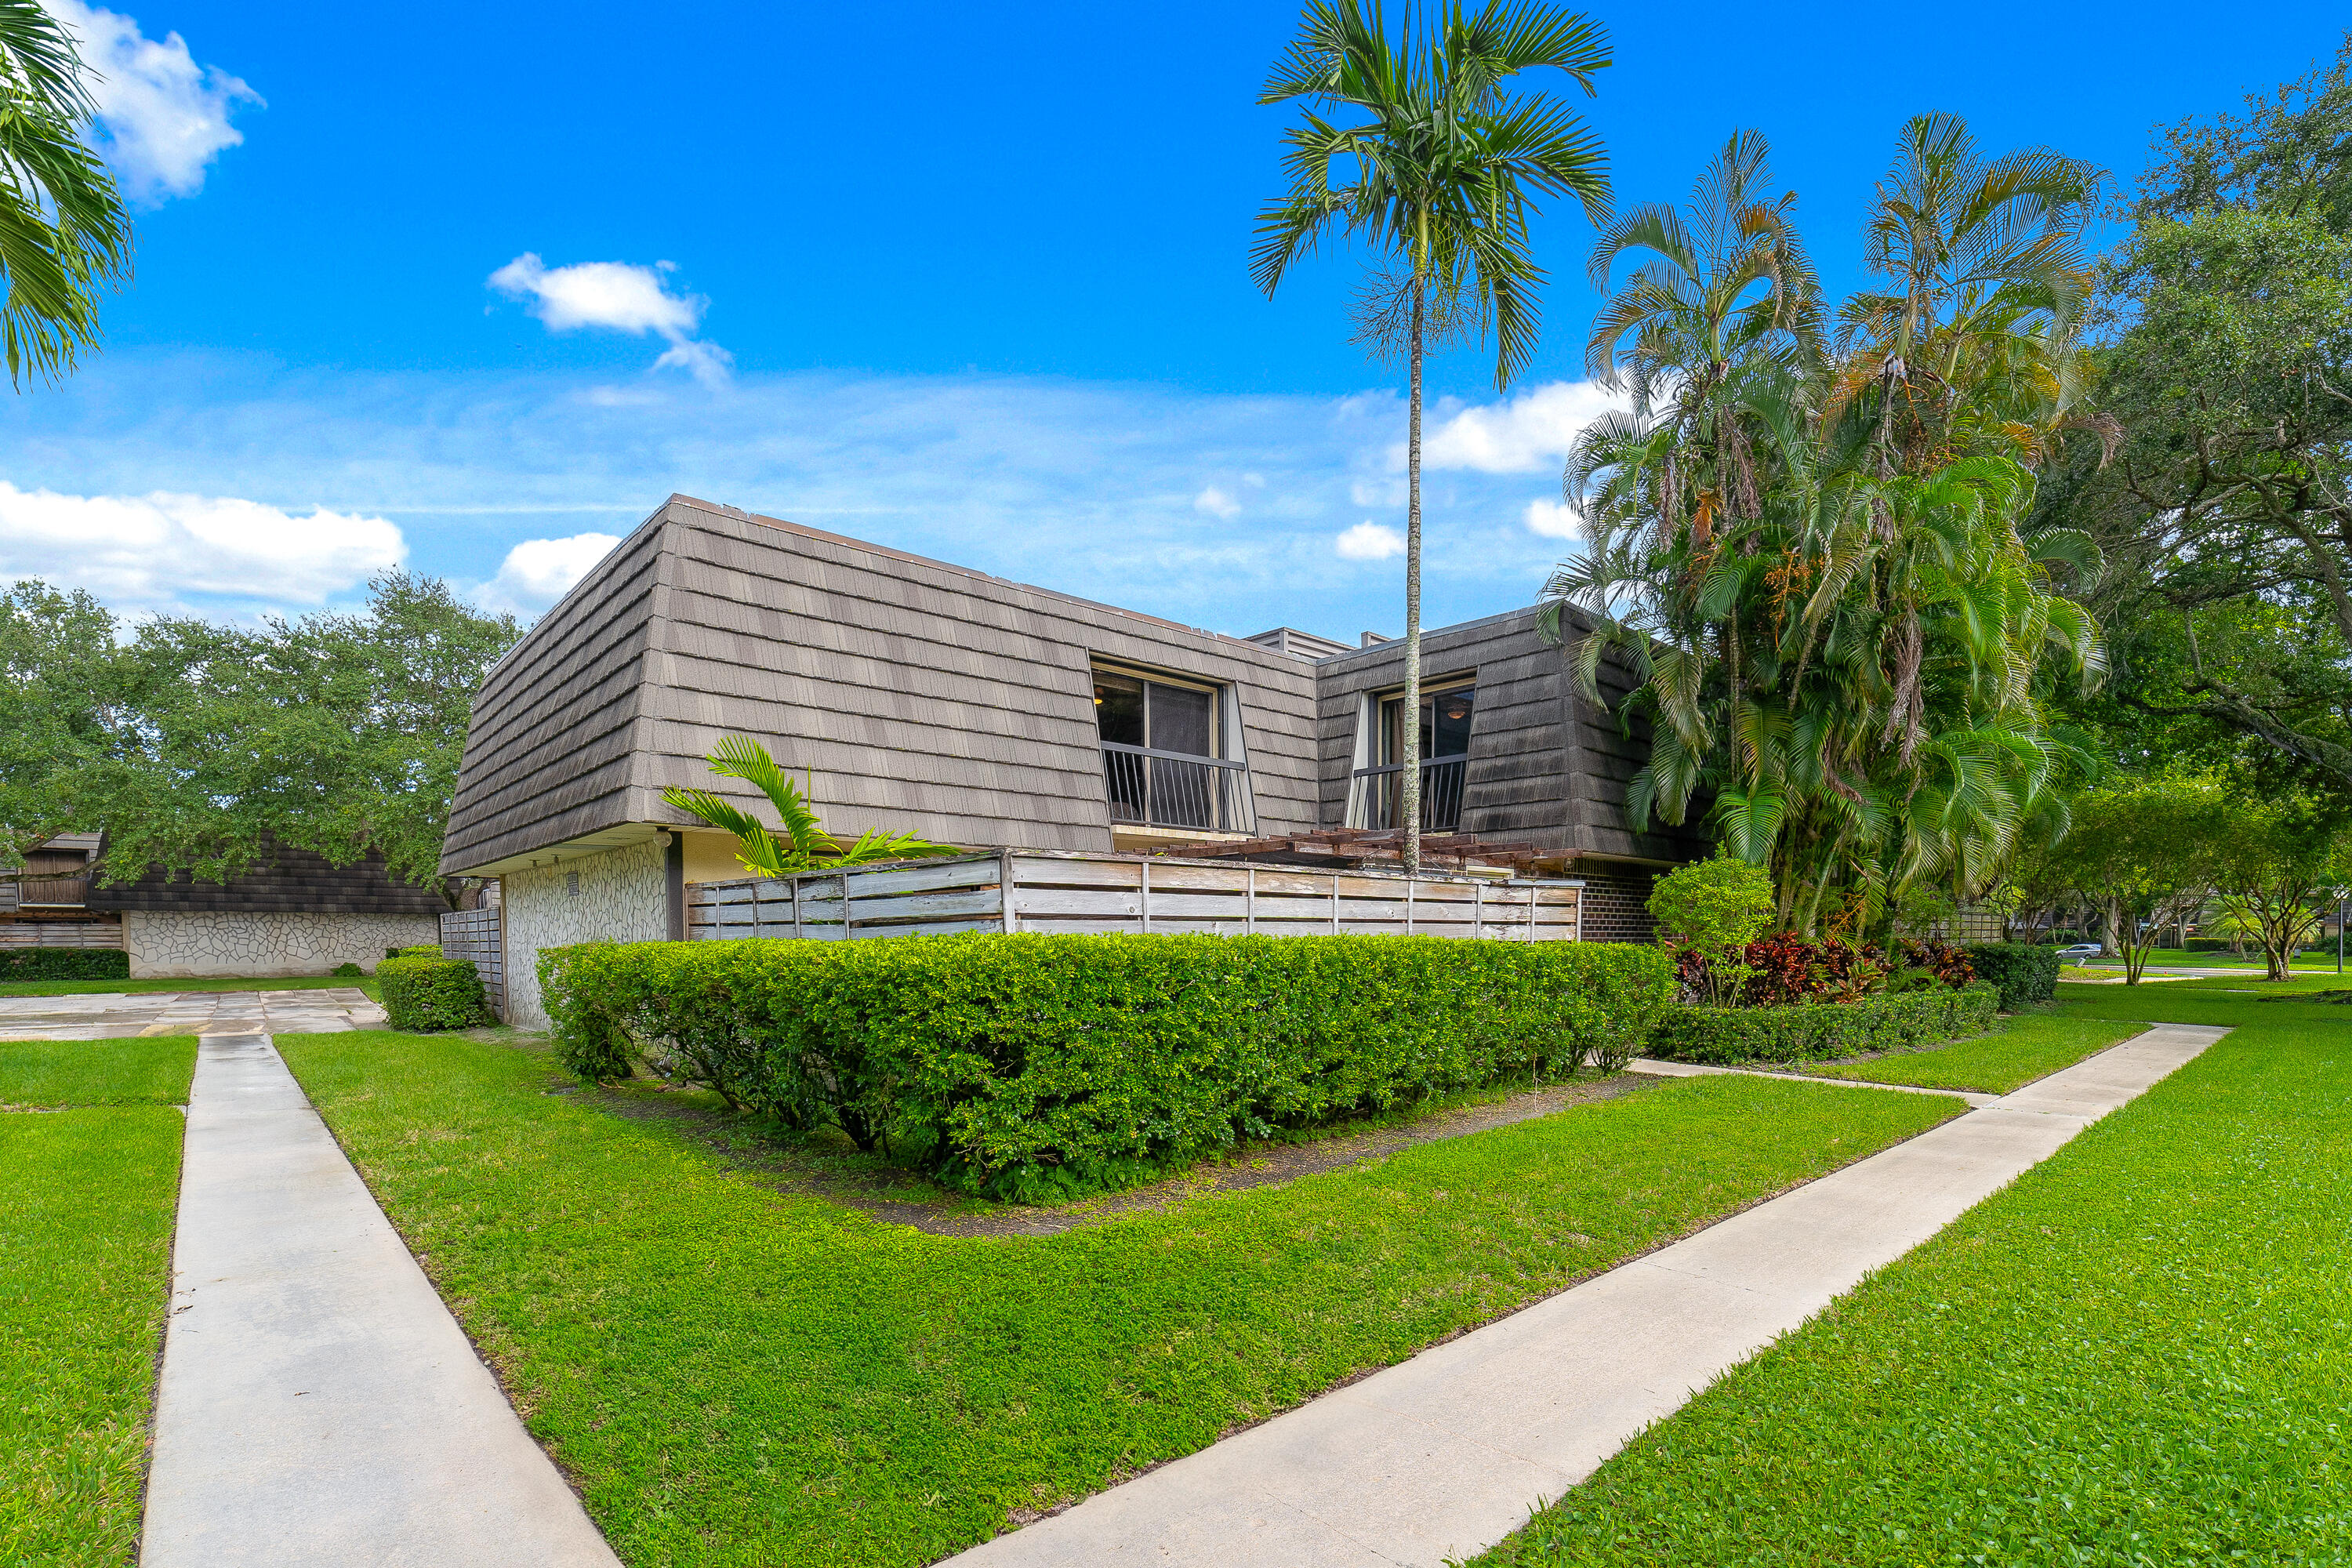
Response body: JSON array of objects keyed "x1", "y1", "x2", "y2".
[
  {"x1": 0, "y1": 580, "x2": 140, "y2": 866},
  {"x1": 1646, "y1": 855, "x2": 1776, "y2": 1004},
  {"x1": 0, "y1": 0, "x2": 133, "y2": 386},
  {"x1": 2208, "y1": 797, "x2": 2352, "y2": 981},
  {"x1": 0, "y1": 573, "x2": 520, "y2": 898},
  {"x1": 2050, "y1": 40, "x2": 2352, "y2": 793},
  {"x1": 2053, "y1": 779, "x2": 2230, "y2": 984},
  {"x1": 1254, "y1": 0, "x2": 1610, "y2": 871},
  {"x1": 661, "y1": 735, "x2": 959, "y2": 876}
]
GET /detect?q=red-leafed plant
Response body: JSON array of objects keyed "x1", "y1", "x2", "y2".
[
  {"x1": 1896, "y1": 938, "x2": 1976, "y2": 989},
  {"x1": 1674, "y1": 932, "x2": 1888, "y2": 1006}
]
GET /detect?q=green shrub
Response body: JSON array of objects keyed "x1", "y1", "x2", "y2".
[
  {"x1": 0, "y1": 949, "x2": 130, "y2": 982},
  {"x1": 1962, "y1": 942, "x2": 2061, "y2": 1010},
  {"x1": 387, "y1": 944, "x2": 441, "y2": 960},
  {"x1": 1647, "y1": 857, "x2": 1777, "y2": 1004},
  {"x1": 1646, "y1": 982, "x2": 2000, "y2": 1065},
  {"x1": 376, "y1": 956, "x2": 492, "y2": 1031},
  {"x1": 541, "y1": 932, "x2": 1674, "y2": 1201},
  {"x1": 330, "y1": 961, "x2": 365, "y2": 978}
]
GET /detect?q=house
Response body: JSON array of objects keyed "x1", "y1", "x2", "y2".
[
  {"x1": 439, "y1": 495, "x2": 1705, "y2": 1026},
  {"x1": 1, "y1": 832, "x2": 445, "y2": 976}
]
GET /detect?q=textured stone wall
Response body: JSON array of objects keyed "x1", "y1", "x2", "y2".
[
  {"x1": 502, "y1": 837, "x2": 670, "y2": 1029},
  {"x1": 124, "y1": 910, "x2": 441, "y2": 978}
]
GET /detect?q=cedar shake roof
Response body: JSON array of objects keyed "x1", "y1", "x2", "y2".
[
  {"x1": 439, "y1": 493, "x2": 1704, "y2": 877},
  {"x1": 86, "y1": 838, "x2": 448, "y2": 916}
]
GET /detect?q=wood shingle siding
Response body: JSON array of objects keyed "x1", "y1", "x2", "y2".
[
  {"x1": 441, "y1": 496, "x2": 1323, "y2": 874},
  {"x1": 85, "y1": 840, "x2": 447, "y2": 916}
]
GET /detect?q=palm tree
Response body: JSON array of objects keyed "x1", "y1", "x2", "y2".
[
  {"x1": 662, "y1": 736, "x2": 958, "y2": 877},
  {"x1": 1254, "y1": 0, "x2": 1610, "y2": 871},
  {"x1": 0, "y1": 0, "x2": 132, "y2": 388}
]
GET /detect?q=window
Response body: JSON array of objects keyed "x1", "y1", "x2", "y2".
[
  {"x1": 1356, "y1": 681, "x2": 1475, "y2": 832},
  {"x1": 1377, "y1": 683, "x2": 1476, "y2": 766},
  {"x1": 1092, "y1": 666, "x2": 1244, "y2": 832}
]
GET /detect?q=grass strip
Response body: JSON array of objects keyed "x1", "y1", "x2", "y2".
[
  {"x1": 1796, "y1": 1012, "x2": 2140, "y2": 1094},
  {"x1": 278, "y1": 1030, "x2": 1959, "y2": 1567},
  {"x1": 0, "y1": 1037, "x2": 197, "y2": 1108},
  {"x1": 0, "y1": 975, "x2": 380, "y2": 999},
  {"x1": 1470, "y1": 989, "x2": 2352, "y2": 1566},
  {"x1": 0, "y1": 1108, "x2": 183, "y2": 1566}
]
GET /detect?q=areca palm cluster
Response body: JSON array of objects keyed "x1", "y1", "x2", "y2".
[
  {"x1": 1254, "y1": 0, "x2": 1610, "y2": 871},
  {"x1": 1546, "y1": 120, "x2": 2109, "y2": 940}
]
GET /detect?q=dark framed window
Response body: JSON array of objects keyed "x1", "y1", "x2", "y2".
[
  {"x1": 1377, "y1": 682, "x2": 1475, "y2": 765},
  {"x1": 1093, "y1": 667, "x2": 1236, "y2": 830}
]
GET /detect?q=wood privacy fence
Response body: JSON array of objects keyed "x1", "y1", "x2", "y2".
[
  {"x1": 688, "y1": 850, "x2": 1583, "y2": 944},
  {"x1": 0, "y1": 919, "x2": 123, "y2": 949},
  {"x1": 438, "y1": 906, "x2": 506, "y2": 1020}
]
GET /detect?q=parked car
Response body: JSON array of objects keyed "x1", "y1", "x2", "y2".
[{"x1": 2054, "y1": 943, "x2": 2105, "y2": 960}]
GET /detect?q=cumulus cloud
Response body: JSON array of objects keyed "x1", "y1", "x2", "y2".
[
  {"x1": 1335, "y1": 521, "x2": 1405, "y2": 561},
  {"x1": 1523, "y1": 498, "x2": 1581, "y2": 540},
  {"x1": 0, "y1": 482, "x2": 401, "y2": 613},
  {"x1": 46, "y1": 0, "x2": 259, "y2": 202},
  {"x1": 1193, "y1": 485, "x2": 1240, "y2": 519},
  {"x1": 477, "y1": 532, "x2": 621, "y2": 615},
  {"x1": 1417, "y1": 380, "x2": 1620, "y2": 474},
  {"x1": 488, "y1": 253, "x2": 732, "y2": 386}
]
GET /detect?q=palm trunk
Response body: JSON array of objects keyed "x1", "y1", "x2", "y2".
[{"x1": 1403, "y1": 274, "x2": 1425, "y2": 876}]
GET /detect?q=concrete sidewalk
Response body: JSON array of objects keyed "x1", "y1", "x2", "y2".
[
  {"x1": 0, "y1": 987, "x2": 386, "y2": 1040},
  {"x1": 945, "y1": 1022, "x2": 2227, "y2": 1568},
  {"x1": 140, "y1": 1034, "x2": 618, "y2": 1568}
]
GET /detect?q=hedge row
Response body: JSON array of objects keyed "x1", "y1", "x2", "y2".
[
  {"x1": 0, "y1": 949, "x2": 130, "y2": 982},
  {"x1": 541, "y1": 932, "x2": 1675, "y2": 1202},
  {"x1": 1962, "y1": 942, "x2": 2061, "y2": 1011},
  {"x1": 377, "y1": 955, "x2": 493, "y2": 1032},
  {"x1": 1645, "y1": 982, "x2": 2002, "y2": 1066}
]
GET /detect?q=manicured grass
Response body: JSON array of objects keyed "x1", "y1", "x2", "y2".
[
  {"x1": 0, "y1": 975, "x2": 380, "y2": 999},
  {"x1": 278, "y1": 1031, "x2": 1961, "y2": 1567},
  {"x1": 0, "y1": 1036, "x2": 197, "y2": 1107},
  {"x1": 1798, "y1": 1011, "x2": 2141, "y2": 1094},
  {"x1": 1468, "y1": 983, "x2": 2352, "y2": 1566},
  {"x1": 0, "y1": 1108, "x2": 183, "y2": 1566}
]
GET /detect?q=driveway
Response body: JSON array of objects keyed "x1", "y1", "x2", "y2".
[{"x1": 0, "y1": 988, "x2": 387, "y2": 1040}]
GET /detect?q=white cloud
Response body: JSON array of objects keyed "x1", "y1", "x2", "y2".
[
  {"x1": 46, "y1": 0, "x2": 259, "y2": 203},
  {"x1": 1193, "y1": 485, "x2": 1240, "y2": 519},
  {"x1": 488, "y1": 254, "x2": 733, "y2": 386},
  {"x1": 1523, "y1": 498, "x2": 1581, "y2": 540},
  {"x1": 477, "y1": 532, "x2": 621, "y2": 615},
  {"x1": 0, "y1": 482, "x2": 401, "y2": 613},
  {"x1": 1416, "y1": 380, "x2": 1621, "y2": 474},
  {"x1": 1335, "y1": 521, "x2": 1406, "y2": 561}
]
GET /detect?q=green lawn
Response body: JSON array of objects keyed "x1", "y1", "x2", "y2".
[
  {"x1": 0, "y1": 1108, "x2": 183, "y2": 1566},
  {"x1": 0, "y1": 975, "x2": 381, "y2": 999},
  {"x1": 1798, "y1": 1011, "x2": 2142, "y2": 1094},
  {"x1": 0, "y1": 1037, "x2": 196, "y2": 1108},
  {"x1": 276, "y1": 1031, "x2": 1961, "y2": 1567},
  {"x1": 1469, "y1": 978, "x2": 2352, "y2": 1565}
]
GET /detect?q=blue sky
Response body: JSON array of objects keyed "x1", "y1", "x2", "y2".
[{"x1": 4, "y1": 0, "x2": 2345, "y2": 637}]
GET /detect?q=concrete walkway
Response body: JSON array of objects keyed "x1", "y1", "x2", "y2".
[
  {"x1": 140, "y1": 1034, "x2": 618, "y2": 1568},
  {"x1": 945, "y1": 1022, "x2": 2227, "y2": 1568},
  {"x1": 1628, "y1": 1054, "x2": 2005, "y2": 1109},
  {"x1": 0, "y1": 987, "x2": 386, "y2": 1040}
]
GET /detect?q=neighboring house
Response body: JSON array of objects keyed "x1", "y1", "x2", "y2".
[
  {"x1": 1, "y1": 833, "x2": 444, "y2": 976},
  {"x1": 441, "y1": 495, "x2": 1707, "y2": 1027}
]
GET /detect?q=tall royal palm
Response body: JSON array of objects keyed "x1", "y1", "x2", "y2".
[
  {"x1": 1253, "y1": 0, "x2": 1608, "y2": 871},
  {"x1": 0, "y1": 0, "x2": 132, "y2": 387}
]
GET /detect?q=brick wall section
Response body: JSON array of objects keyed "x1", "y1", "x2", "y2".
[{"x1": 1575, "y1": 865, "x2": 1658, "y2": 943}]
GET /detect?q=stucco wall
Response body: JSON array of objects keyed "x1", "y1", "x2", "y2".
[
  {"x1": 501, "y1": 837, "x2": 670, "y2": 1029},
  {"x1": 124, "y1": 910, "x2": 441, "y2": 978}
]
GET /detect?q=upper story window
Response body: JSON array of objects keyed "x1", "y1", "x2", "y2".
[
  {"x1": 1091, "y1": 666, "x2": 1250, "y2": 834},
  {"x1": 1354, "y1": 680, "x2": 1475, "y2": 832}
]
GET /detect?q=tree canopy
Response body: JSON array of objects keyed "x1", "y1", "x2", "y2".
[{"x1": 0, "y1": 573, "x2": 519, "y2": 896}]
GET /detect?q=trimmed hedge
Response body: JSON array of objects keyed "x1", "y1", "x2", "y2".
[
  {"x1": 377, "y1": 956, "x2": 493, "y2": 1031},
  {"x1": 387, "y1": 944, "x2": 441, "y2": 960},
  {"x1": 0, "y1": 949, "x2": 130, "y2": 982},
  {"x1": 541, "y1": 931, "x2": 1674, "y2": 1202},
  {"x1": 1963, "y1": 942, "x2": 2061, "y2": 1011},
  {"x1": 1646, "y1": 982, "x2": 2001, "y2": 1066}
]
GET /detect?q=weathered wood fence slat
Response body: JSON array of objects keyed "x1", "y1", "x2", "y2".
[{"x1": 687, "y1": 850, "x2": 1583, "y2": 944}]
